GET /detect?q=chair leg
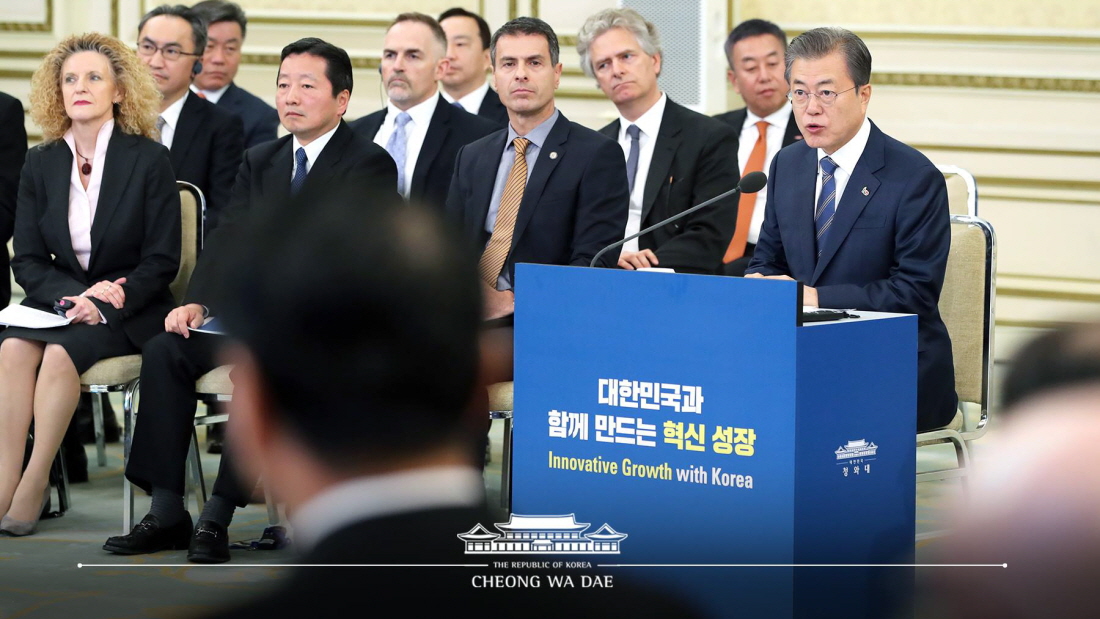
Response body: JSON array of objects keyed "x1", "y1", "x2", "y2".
[
  {"x1": 122, "y1": 378, "x2": 139, "y2": 533},
  {"x1": 187, "y1": 429, "x2": 207, "y2": 515},
  {"x1": 263, "y1": 484, "x2": 279, "y2": 526},
  {"x1": 490, "y1": 410, "x2": 514, "y2": 511},
  {"x1": 51, "y1": 448, "x2": 70, "y2": 515},
  {"x1": 91, "y1": 392, "x2": 107, "y2": 467}
]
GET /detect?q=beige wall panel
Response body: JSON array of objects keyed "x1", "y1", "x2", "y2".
[
  {"x1": 868, "y1": 87, "x2": 1099, "y2": 153},
  {"x1": 735, "y1": 0, "x2": 1100, "y2": 30},
  {"x1": 868, "y1": 40, "x2": 1100, "y2": 78},
  {"x1": 0, "y1": 1, "x2": 50, "y2": 25},
  {"x1": 982, "y1": 199, "x2": 1100, "y2": 280},
  {"x1": 236, "y1": 0, "x2": 477, "y2": 13}
]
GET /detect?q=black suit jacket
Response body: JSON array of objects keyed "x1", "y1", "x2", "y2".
[
  {"x1": 186, "y1": 120, "x2": 398, "y2": 308},
  {"x1": 168, "y1": 92, "x2": 244, "y2": 232},
  {"x1": 0, "y1": 91, "x2": 27, "y2": 309},
  {"x1": 748, "y1": 121, "x2": 956, "y2": 431},
  {"x1": 599, "y1": 99, "x2": 739, "y2": 274},
  {"x1": 713, "y1": 107, "x2": 804, "y2": 168},
  {"x1": 350, "y1": 94, "x2": 498, "y2": 209},
  {"x1": 205, "y1": 504, "x2": 700, "y2": 618},
  {"x1": 477, "y1": 86, "x2": 509, "y2": 126},
  {"x1": 446, "y1": 111, "x2": 629, "y2": 283},
  {"x1": 215, "y1": 82, "x2": 278, "y2": 149},
  {"x1": 12, "y1": 126, "x2": 180, "y2": 346}
]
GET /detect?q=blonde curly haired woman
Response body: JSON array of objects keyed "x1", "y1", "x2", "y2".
[{"x1": 0, "y1": 33, "x2": 180, "y2": 536}]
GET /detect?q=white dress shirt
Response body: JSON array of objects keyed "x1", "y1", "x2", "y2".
[
  {"x1": 291, "y1": 121, "x2": 340, "y2": 181},
  {"x1": 441, "y1": 81, "x2": 489, "y2": 114},
  {"x1": 616, "y1": 92, "x2": 667, "y2": 253},
  {"x1": 292, "y1": 465, "x2": 485, "y2": 552},
  {"x1": 372, "y1": 93, "x2": 439, "y2": 199},
  {"x1": 738, "y1": 102, "x2": 792, "y2": 245},
  {"x1": 157, "y1": 91, "x2": 189, "y2": 150},
  {"x1": 814, "y1": 117, "x2": 872, "y2": 215},
  {"x1": 63, "y1": 119, "x2": 114, "y2": 272},
  {"x1": 191, "y1": 83, "x2": 230, "y2": 104}
]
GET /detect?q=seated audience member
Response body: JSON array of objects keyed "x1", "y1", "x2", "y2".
[
  {"x1": 927, "y1": 384, "x2": 1100, "y2": 619},
  {"x1": 104, "y1": 37, "x2": 397, "y2": 563},
  {"x1": 201, "y1": 187, "x2": 701, "y2": 618},
  {"x1": 190, "y1": 1, "x2": 279, "y2": 149},
  {"x1": 0, "y1": 33, "x2": 180, "y2": 536},
  {"x1": 580, "y1": 8, "x2": 739, "y2": 274},
  {"x1": 445, "y1": 17, "x2": 629, "y2": 321},
  {"x1": 351, "y1": 12, "x2": 497, "y2": 209},
  {"x1": 438, "y1": 7, "x2": 509, "y2": 126},
  {"x1": 715, "y1": 19, "x2": 803, "y2": 276},
  {"x1": 0, "y1": 90, "x2": 27, "y2": 312},
  {"x1": 999, "y1": 322, "x2": 1100, "y2": 412},
  {"x1": 745, "y1": 27, "x2": 956, "y2": 432},
  {"x1": 137, "y1": 4, "x2": 244, "y2": 230}
]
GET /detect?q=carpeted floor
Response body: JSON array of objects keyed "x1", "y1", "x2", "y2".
[{"x1": 0, "y1": 406, "x2": 979, "y2": 619}]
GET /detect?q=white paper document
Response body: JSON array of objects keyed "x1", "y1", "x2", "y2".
[{"x1": 0, "y1": 304, "x2": 75, "y2": 329}]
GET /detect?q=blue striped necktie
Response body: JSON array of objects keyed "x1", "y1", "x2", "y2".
[
  {"x1": 385, "y1": 112, "x2": 412, "y2": 195},
  {"x1": 815, "y1": 156, "x2": 838, "y2": 257},
  {"x1": 291, "y1": 147, "x2": 308, "y2": 195}
]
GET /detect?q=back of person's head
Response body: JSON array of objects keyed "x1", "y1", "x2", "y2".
[
  {"x1": 218, "y1": 182, "x2": 482, "y2": 470},
  {"x1": 280, "y1": 37, "x2": 353, "y2": 97},
  {"x1": 1001, "y1": 322, "x2": 1100, "y2": 412},
  {"x1": 191, "y1": 0, "x2": 248, "y2": 38}
]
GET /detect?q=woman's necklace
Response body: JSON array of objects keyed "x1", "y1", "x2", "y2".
[{"x1": 74, "y1": 145, "x2": 92, "y2": 175}]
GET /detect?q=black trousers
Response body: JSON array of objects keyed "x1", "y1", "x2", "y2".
[
  {"x1": 125, "y1": 331, "x2": 251, "y2": 507},
  {"x1": 722, "y1": 242, "x2": 756, "y2": 277}
]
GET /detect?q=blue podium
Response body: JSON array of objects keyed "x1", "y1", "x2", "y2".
[{"x1": 511, "y1": 264, "x2": 917, "y2": 618}]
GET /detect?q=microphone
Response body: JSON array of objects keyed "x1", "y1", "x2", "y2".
[{"x1": 589, "y1": 171, "x2": 768, "y2": 268}]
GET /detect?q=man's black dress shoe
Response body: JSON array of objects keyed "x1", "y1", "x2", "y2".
[
  {"x1": 102, "y1": 513, "x2": 193, "y2": 555},
  {"x1": 188, "y1": 519, "x2": 230, "y2": 563}
]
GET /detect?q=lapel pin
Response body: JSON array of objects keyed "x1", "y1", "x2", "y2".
[
  {"x1": 549, "y1": 152, "x2": 558, "y2": 160},
  {"x1": 861, "y1": 186, "x2": 869, "y2": 196}
]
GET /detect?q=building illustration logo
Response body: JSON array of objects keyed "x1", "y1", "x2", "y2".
[
  {"x1": 835, "y1": 439, "x2": 878, "y2": 460},
  {"x1": 458, "y1": 514, "x2": 628, "y2": 554}
]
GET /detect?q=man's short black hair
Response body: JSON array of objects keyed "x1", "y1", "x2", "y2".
[
  {"x1": 280, "y1": 37, "x2": 353, "y2": 97},
  {"x1": 724, "y1": 18, "x2": 786, "y2": 66},
  {"x1": 218, "y1": 183, "x2": 482, "y2": 468},
  {"x1": 490, "y1": 16, "x2": 559, "y2": 67},
  {"x1": 439, "y1": 7, "x2": 491, "y2": 51},
  {"x1": 139, "y1": 4, "x2": 208, "y2": 54},
  {"x1": 191, "y1": 0, "x2": 248, "y2": 39}
]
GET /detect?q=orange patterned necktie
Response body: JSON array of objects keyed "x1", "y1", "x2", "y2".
[
  {"x1": 479, "y1": 137, "x2": 531, "y2": 285},
  {"x1": 723, "y1": 120, "x2": 769, "y2": 263}
]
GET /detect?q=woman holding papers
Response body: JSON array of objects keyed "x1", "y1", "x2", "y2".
[{"x1": 0, "y1": 34, "x2": 179, "y2": 536}]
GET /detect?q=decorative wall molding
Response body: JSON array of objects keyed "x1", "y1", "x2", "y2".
[
  {"x1": 0, "y1": 0, "x2": 52, "y2": 32},
  {"x1": 872, "y1": 72, "x2": 1100, "y2": 93},
  {"x1": 910, "y1": 143, "x2": 1100, "y2": 159}
]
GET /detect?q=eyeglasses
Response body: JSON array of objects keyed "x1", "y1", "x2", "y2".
[
  {"x1": 137, "y1": 40, "x2": 202, "y2": 62},
  {"x1": 787, "y1": 85, "x2": 858, "y2": 106}
]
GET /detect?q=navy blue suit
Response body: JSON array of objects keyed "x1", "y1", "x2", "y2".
[
  {"x1": 748, "y1": 120, "x2": 956, "y2": 431},
  {"x1": 445, "y1": 111, "x2": 629, "y2": 282},
  {"x1": 214, "y1": 82, "x2": 278, "y2": 149},
  {"x1": 350, "y1": 95, "x2": 498, "y2": 210}
]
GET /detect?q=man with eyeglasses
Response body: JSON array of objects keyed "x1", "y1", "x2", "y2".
[
  {"x1": 137, "y1": 4, "x2": 244, "y2": 231},
  {"x1": 746, "y1": 27, "x2": 956, "y2": 433},
  {"x1": 191, "y1": 1, "x2": 278, "y2": 149}
]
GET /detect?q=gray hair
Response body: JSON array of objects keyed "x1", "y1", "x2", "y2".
[
  {"x1": 784, "y1": 27, "x2": 871, "y2": 87},
  {"x1": 576, "y1": 8, "x2": 662, "y2": 78},
  {"x1": 139, "y1": 4, "x2": 208, "y2": 54}
]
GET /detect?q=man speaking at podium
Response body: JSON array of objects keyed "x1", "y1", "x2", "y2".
[{"x1": 746, "y1": 27, "x2": 956, "y2": 432}]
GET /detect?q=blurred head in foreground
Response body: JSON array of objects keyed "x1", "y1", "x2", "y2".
[
  {"x1": 926, "y1": 384, "x2": 1100, "y2": 617},
  {"x1": 999, "y1": 322, "x2": 1100, "y2": 412},
  {"x1": 217, "y1": 184, "x2": 483, "y2": 510}
]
